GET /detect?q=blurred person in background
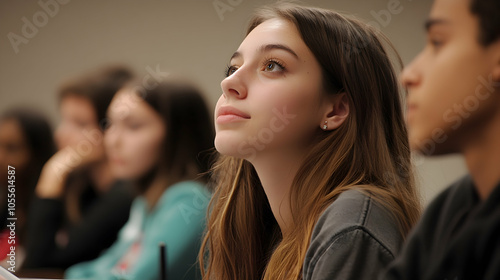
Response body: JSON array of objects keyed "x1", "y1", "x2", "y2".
[
  {"x1": 382, "y1": 0, "x2": 500, "y2": 279},
  {"x1": 23, "y1": 66, "x2": 136, "y2": 271},
  {"x1": 0, "y1": 108, "x2": 56, "y2": 268},
  {"x1": 65, "y1": 78, "x2": 214, "y2": 280}
]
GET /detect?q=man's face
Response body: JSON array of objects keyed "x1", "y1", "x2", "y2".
[{"x1": 401, "y1": 0, "x2": 500, "y2": 155}]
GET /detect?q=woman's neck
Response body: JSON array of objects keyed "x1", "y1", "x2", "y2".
[
  {"x1": 463, "y1": 108, "x2": 500, "y2": 200},
  {"x1": 143, "y1": 174, "x2": 169, "y2": 211},
  {"x1": 250, "y1": 148, "x2": 306, "y2": 236},
  {"x1": 89, "y1": 160, "x2": 115, "y2": 193}
]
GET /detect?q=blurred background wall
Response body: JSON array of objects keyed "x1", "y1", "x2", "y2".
[{"x1": 0, "y1": 0, "x2": 467, "y2": 204}]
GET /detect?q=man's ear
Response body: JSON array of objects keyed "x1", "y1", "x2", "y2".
[
  {"x1": 491, "y1": 40, "x2": 500, "y2": 83},
  {"x1": 320, "y1": 92, "x2": 349, "y2": 131}
]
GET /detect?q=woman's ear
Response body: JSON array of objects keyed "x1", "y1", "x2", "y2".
[{"x1": 320, "y1": 93, "x2": 349, "y2": 131}]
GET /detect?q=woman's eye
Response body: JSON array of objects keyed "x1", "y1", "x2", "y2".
[
  {"x1": 225, "y1": 65, "x2": 238, "y2": 77},
  {"x1": 104, "y1": 122, "x2": 113, "y2": 130},
  {"x1": 75, "y1": 120, "x2": 89, "y2": 128},
  {"x1": 264, "y1": 61, "x2": 284, "y2": 73},
  {"x1": 127, "y1": 123, "x2": 143, "y2": 130}
]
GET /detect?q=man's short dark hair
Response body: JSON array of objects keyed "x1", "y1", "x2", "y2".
[{"x1": 470, "y1": 0, "x2": 500, "y2": 45}]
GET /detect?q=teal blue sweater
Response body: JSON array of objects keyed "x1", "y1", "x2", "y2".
[{"x1": 65, "y1": 181, "x2": 210, "y2": 280}]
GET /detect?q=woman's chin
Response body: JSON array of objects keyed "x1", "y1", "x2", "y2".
[{"x1": 215, "y1": 140, "x2": 242, "y2": 158}]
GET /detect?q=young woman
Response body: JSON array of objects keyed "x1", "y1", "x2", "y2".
[
  {"x1": 65, "y1": 78, "x2": 214, "y2": 280},
  {"x1": 23, "y1": 66, "x2": 135, "y2": 270},
  {"x1": 0, "y1": 108, "x2": 56, "y2": 265},
  {"x1": 200, "y1": 3, "x2": 421, "y2": 280}
]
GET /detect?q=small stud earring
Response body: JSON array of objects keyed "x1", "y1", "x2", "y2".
[{"x1": 322, "y1": 120, "x2": 328, "y2": 130}]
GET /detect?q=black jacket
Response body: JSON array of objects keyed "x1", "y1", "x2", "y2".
[
  {"x1": 23, "y1": 180, "x2": 134, "y2": 269},
  {"x1": 381, "y1": 175, "x2": 500, "y2": 280}
]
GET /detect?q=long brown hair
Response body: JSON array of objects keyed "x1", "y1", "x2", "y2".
[
  {"x1": 199, "y1": 3, "x2": 421, "y2": 280},
  {"x1": 125, "y1": 78, "x2": 215, "y2": 190}
]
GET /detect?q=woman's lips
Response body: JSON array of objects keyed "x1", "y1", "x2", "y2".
[
  {"x1": 109, "y1": 156, "x2": 126, "y2": 165},
  {"x1": 406, "y1": 103, "x2": 418, "y2": 122},
  {"x1": 216, "y1": 106, "x2": 250, "y2": 124}
]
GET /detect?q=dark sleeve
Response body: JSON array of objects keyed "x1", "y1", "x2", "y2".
[
  {"x1": 485, "y1": 239, "x2": 500, "y2": 280},
  {"x1": 303, "y1": 227, "x2": 396, "y2": 280},
  {"x1": 380, "y1": 189, "x2": 451, "y2": 280},
  {"x1": 23, "y1": 183, "x2": 134, "y2": 269},
  {"x1": 23, "y1": 196, "x2": 64, "y2": 268},
  {"x1": 379, "y1": 221, "x2": 431, "y2": 280}
]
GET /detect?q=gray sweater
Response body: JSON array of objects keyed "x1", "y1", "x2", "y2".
[{"x1": 303, "y1": 189, "x2": 403, "y2": 280}]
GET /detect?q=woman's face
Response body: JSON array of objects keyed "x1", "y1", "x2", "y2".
[
  {"x1": 104, "y1": 90, "x2": 166, "y2": 180},
  {"x1": 55, "y1": 95, "x2": 106, "y2": 163},
  {"x1": 0, "y1": 119, "x2": 31, "y2": 178},
  {"x1": 214, "y1": 19, "x2": 326, "y2": 161}
]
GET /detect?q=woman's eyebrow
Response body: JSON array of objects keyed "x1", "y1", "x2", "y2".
[
  {"x1": 260, "y1": 44, "x2": 299, "y2": 59},
  {"x1": 229, "y1": 43, "x2": 300, "y2": 61}
]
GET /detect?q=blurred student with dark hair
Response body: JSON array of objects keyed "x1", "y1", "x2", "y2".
[
  {"x1": 65, "y1": 78, "x2": 214, "y2": 280},
  {"x1": 23, "y1": 66, "x2": 136, "y2": 270},
  {"x1": 0, "y1": 108, "x2": 56, "y2": 266},
  {"x1": 382, "y1": 0, "x2": 500, "y2": 279}
]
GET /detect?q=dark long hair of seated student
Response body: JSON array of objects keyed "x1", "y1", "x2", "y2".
[
  {"x1": 65, "y1": 77, "x2": 215, "y2": 280},
  {"x1": 22, "y1": 65, "x2": 136, "y2": 271},
  {"x1": 199, "y1": 3, "x2": 422, "y2": 280},
  {"x1": 0, "y1": 108, "x2": 56, "y2": 266}
]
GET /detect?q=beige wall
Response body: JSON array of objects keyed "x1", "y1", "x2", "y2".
[{"x1": 0, "y1": 0, "x2": 467, "y2": 204}]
